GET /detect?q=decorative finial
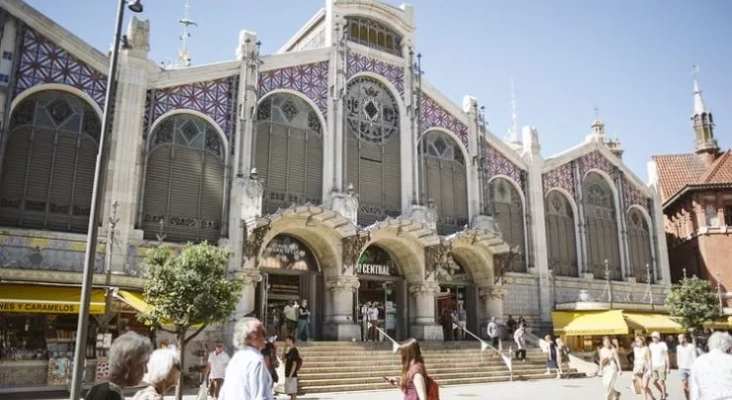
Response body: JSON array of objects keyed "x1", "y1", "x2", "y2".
[
  {"x1": 682, "y1": 267, "x2": 687, "y2": 279},
  {"x1": 692, "y1": 64, "x2": 700, "y2": 82},
  {"x1": 505, "y1": 77, "x2": 520, "y2": 145},
  {"x1": 604, "y1": 259, "x2": 610, "y2": 280},
  {"x1": 645, "y1": 263, "x2": 651, "y2": 283},
  {"x1": 594, "y1": 106, "x2": 600, "y2": 120}
]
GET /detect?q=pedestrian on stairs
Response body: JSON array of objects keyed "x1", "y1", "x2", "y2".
[
  {"x1": 513, "y1": 325, "x2": 526, "y2": 362},
  {"x1": 487, "y1": 317, "x2": 500, "y2": 349}
]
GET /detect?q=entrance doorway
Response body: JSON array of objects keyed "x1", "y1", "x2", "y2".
[
  {"x1": 354, "y1": 245, "x2": 406, "y2": 342},
  {"x1": 255, "y1": 234, "x2": 322, "y2": 341},
  {"x1": 435, "y1": 254, "x2": 477, "y2": 340}
]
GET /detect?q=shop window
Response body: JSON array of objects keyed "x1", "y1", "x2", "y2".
[{"x1": 724, "y1": 205, "x2": 732, "y2": 226}]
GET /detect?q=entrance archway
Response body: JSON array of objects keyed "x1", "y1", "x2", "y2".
[
  {"x1": 256, "y1": 234, "x2": 321, "y2": 340},
  {"x1": 435, "y1": 253, "x2": 478, "y2": 340},
  {"x1": 355, "y1": 244, "x2": 407, "y2": 341}
]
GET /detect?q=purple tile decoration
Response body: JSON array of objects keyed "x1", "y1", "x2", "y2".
[
  {"x1": 258, "y1": 61, "x2": 329, "y2": 117},
  {"x1": 421, "y1": 94, "x2": 469, "y2": 149},
  {"x1": 15, "y1": 28, "x2": 107, "y2": 108},
  {"x1": 148, "y1": 77, "x2": 236, "y2": 141},
  {"x1": 483, "y1": 144, "x2": 525, "y2": 191},
  {"x1": 542, "y1": 162, "x2": 575, "y2": 197},
  {"x1": 622, "y1": 176, "x2": 650, "y2": 212},
  {"x1": 579, "y1": 150, "x2": 617, "y2": 180},
  {"x1": 347, "y1": 53, "x2": 404, "y2": 95}
]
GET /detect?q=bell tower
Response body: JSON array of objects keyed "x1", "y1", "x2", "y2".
[{"x1": 692, "y1": 66, "x2": 719, "y2": 166}]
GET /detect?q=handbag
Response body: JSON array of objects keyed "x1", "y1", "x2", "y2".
[
  {"x1": 196, "y1": 383, "x2": 208, "y2": 400},
  {"x1": 285, "y1": 377, "x2": 298, "y2": 394}
]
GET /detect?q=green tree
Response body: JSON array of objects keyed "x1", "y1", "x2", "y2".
[
  {"x1": 665, "y1": 276, "x2": 722, "y2": 333},
  {"x1": 141, "y1": 242, "x2": 242, "y2": 400}
]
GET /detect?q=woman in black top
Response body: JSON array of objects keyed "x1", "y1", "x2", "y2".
[
  {"x1": 296, "y1": 299, "x2": 311, "y2": 342},
  {"x1": 284, "y1": 336, "x2": 302, "y2": 400},
  {"x1": 85, "y1": 332, "x2": 153, "y2": 400}
]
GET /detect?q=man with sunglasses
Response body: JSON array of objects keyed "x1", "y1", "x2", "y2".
[{"x1": 205, "y1": 341, "x2": 231, "y2": 400}]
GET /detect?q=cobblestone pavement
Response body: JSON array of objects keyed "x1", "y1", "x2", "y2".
[{"x1": 26, "y1": 373, "x2": 687, "y2": 400}]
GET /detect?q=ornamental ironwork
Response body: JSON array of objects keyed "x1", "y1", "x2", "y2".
[{"x1": 345, "y1": 76, "x2": 399, "y2": 144}]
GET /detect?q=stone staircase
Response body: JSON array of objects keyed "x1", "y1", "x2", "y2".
[{"x1": 284, "y1": 341, "x2": 583, "y2": 394}]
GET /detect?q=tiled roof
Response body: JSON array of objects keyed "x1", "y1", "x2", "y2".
[
  {"x1": 699, "y1": 150, "x2": 732, "y2": 184},
  {"x1": 653, "y1": 149, "x2": 732, "y2": 203}
]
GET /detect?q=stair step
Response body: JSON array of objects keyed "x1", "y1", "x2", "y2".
[{"x1": 299, "y1": 364, "x2": 551, "y2": 378}]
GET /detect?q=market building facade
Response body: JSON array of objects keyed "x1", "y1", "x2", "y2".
[{"x1": 0, "y1": 0, "x2": 672, "y2": 389}]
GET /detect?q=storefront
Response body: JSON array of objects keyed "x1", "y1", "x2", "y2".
[
  {"x1": 0, "y1": 283, "x2": 149, "y2": 390},
  {"x1": 255, "y1": 234, "x2": 323, "y2": 340},
  {"x1": 354, "y1": 245, "x2": 407, "y2": 341}
]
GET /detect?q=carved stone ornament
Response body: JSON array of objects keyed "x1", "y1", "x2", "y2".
[
  {"x1": 408, "y1": 281, "x2": 441, "y2": 297},
  {"x1": 236, "y1": 268, "x2": 263, "y2": 287},
  {"x1": 479, "y1": 286, "x2": 505, "y2": 300},
  {"x1": 424, "y1": 242, "x2": 452, "y2": 280},
  {"x1": 127, "y1": 16, "x2": 150, "y2": 52},
  {"x1": 244, "y1": 224, "x2": 271, "y2": 259},
  {"x1": 326, "y1": 275, "x2": 360, "y2": 292},
  {"x1": 493, "y1": 249, "x2": 518, "y2": 284},
  {"x1": 244, "y1": 176, "x2": 264, "y2": 199},
  {"x1": 330, "y1": 184, "x2": 359, "y2": 226},
  {"x1": 341, "y1": 233, "x2": 370, "y2": 274},
  {"x1": 578, "y1": 289, "x2": 591, "y2": 302}
]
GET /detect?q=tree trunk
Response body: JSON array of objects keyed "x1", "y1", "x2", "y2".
[{"x1": 175, "y1": 331, "x2": 186, "y2": 400}]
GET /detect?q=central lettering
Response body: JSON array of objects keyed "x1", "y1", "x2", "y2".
[{"x1": 355, "y1": 263, "x2": 391, "y2": 276}]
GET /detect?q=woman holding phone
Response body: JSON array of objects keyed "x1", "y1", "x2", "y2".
[{"x1": 384, "y1": 339, "x2": 429, "y2": 400}]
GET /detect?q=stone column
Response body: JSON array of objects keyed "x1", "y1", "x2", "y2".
[
  {"x1": 0, "y1": 16, "x2": 20, "y2": 174},
  {"x1": 322, "y1": 275, "x2": 361, "y2": 341},
  {"x1": 103, "y1": 17, "x2": 151, "y2": 272},
  {"x1": 224, "y1": 268, "x2": 262, "y2": 342},
  {"x1": 521, "y1": 126, "x2": 552, "y2": 322},
  {"x1": 408, "y1": 281, "x2": 442, "y2": 340},
  {"x1": 479, "y1": 285, "x2": 505, "y2": 322}
]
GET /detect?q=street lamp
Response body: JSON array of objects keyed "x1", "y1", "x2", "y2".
[{"x1": 68, "y1": 1, "x2": 144, "y2": 399}]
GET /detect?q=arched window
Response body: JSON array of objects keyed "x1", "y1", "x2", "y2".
[
  {"x1": 0, "y1": 91, "x2": 100, "y2": 233},
  {"x1": 488, "y1": 177, "x2": 526, "y2": 272},
  {"x1": 141, "y1": 114, "x2": 225, "y2": 243},
  {"x1": 346, "y1": 16, "x2": 402, "y2": 57},
  {"x1": 418, "y1": 131, "x2": 468, "y2": 235},
  {"x1": 255, "y1": 94, "x2": 323, "y2": 215},
  {"x1": 627, "y1": 208, "x2": 653, "y2": 283},
  {"x1": 583, "y1": 172, "x2": 622, "y2": 280},
  {"x1": 345, "y1": 76, "x2": 401, "y2": 226},
  {"x1": 545, "y1": 191, "x2": 578, "y2": 277}
]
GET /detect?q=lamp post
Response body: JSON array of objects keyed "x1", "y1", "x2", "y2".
[{"x1": 68, "y1": 1, "x2": 144, "y2": 399}]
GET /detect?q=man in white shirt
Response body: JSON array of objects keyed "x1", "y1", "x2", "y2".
[
  {"x1": 690, "y1": 331, "x2": 732, "y2": 400},
  {"x1": 205, "y1": 341, "x2": 231, "y2": 400},
  {"x1": 368, "y1": 303, "x2": 380, "y2": 341},
  {"x1": 676, "y1": 333, "x2": 696, "y2": 400},
  {"x1": 283, "y1": 301, "x2": 298, "y2": 337},
  {"x1": 649, "y1": 331, "x2": 670, "y2": 400},
  {"x1": 219, "y1": 318, "x2": 272, "y2": 400},
  {"x1": 360, "y1": 302, "x2": 370, "y2": 341},
  {"x1": 487, "y1": 317, "x2": 499, "y2": 348}
]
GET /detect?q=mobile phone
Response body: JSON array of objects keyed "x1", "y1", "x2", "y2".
[{"x1": 383, "y1": 376, "x2": 395, "y2": 385}]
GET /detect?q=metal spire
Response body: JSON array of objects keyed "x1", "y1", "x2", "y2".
[
  {"x1": 178, "y1": 0, "x2": 197, "y2": 67},
  {"x1": 692, "y1": 64, "x2": 707, "y2": 114},
  {"x1": 505, "y1": 77, "x2": 520, "y2": 146}
]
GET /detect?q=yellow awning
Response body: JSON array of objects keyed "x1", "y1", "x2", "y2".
[
  {"x1": 0, "y1": 284, "x2": 106, "y2": 314},
  {"x1": 552, "y1": 310, "x2": 629, "y2": 336},
  {"x1": 704, "y1": 316, "x2": 732, "y2": 330},
  {"x1": 624, "y1": 313, "x2": 685, "y2": 334},
  {"x1": 115, "y1": 290, "x2": 203, "y2": 329},
  {"x1": 115, "y1": 290, "x2": 151, "y2": 314}
]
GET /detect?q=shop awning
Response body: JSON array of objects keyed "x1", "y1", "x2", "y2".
[
  {"x1": 624, "y1": 313, "x2": 685, "y2": 334},
  {"x1": 704, "y1": 316, "x2": 732, "y2": 330},
  {"x1": 0, "y1": 284, "x2": 106, "y2": 314},
  {"x1": 552, "y1": 310, "x2": 629, "y2": 336},
  {"x1": 114, "y1": 290, "x2": 203, "y2": 329}
]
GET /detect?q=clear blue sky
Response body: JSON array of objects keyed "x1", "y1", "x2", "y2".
[{"x1": 25, "y1": 0, "x2": 732, "y2": 181}]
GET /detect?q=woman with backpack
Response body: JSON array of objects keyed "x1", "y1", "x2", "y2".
[{"x1": 386, "y1": 339, "x2": 439, "y2": 400}]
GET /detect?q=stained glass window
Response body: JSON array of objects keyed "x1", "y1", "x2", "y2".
[
  {"x1": 345, "y1": 76, "x2": 400, "y2": 144},
  {"x1": 545, "y1": 191, "x2": 578, "y2": 277},
  {"x1": 488, "y1": 178, "x2": 526, "y2": 272},
  {"x1": 583, "y1": 172, "x2": 622, "y2": 280},
  {"x1": 346, "y1": 17, "x2": 403, "y2": 57}
]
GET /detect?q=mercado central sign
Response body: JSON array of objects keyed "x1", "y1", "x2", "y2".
[
  {"x1": 355, "y1": 263, "x2": 392, "y2": 276},
  {"x1": 0, "y1": 300, "x2": 106, "y2": 314}
]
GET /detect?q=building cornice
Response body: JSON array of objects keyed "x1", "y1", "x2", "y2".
[
  {"x1": 2, "y1": 0, "x2": 109, "y2": 74},
  {"x1": 148, "y1": 60, "x2": 242, "y2": 89},
  {"x1": 662, "y1": 183, "x2": 732, "y2": 210},
  {"x1": 260, "y1": 48, "x2": 330, "y2": 73}
]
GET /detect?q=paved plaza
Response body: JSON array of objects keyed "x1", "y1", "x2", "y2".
[{"x1": 27, "y1": 373, "x2": 688, "y2": 400}]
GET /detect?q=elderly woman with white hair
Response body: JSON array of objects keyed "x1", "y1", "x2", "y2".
[
  {"x1": 132, "y1": 348, "x2": 181, "y2": 400},
  {"x1": 218, "y1": 317, "x2": 272, "y2": 400},
  {"x1": 690, "y1": 331, "x2": 732, "y2": 400},
  {"x1": 85, "y1": 331, "x2": 153, "y2": 400}
]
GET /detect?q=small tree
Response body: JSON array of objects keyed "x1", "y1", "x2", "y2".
[
  {"x1": 141, "y1": 242, "x2": 242, "y2": 400},
  {"x1": 665, "y1": 276, "x2": 722, "y2": 334}
]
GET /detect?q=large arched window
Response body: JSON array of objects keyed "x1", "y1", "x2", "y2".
[
  {"x1": 141, "y1": 114, "x2": 225, "y2": 243},
  {"x1": 345, "y1": 76, "x2": 401, "y2": 226},
  {"x1": 0, "y1": 91, "x2": 100, "y2": 233},
  {"x1": 255, "y1": 94, "x2": 323, "y2": 215},
  {"x1": 345, "y1": 16, "x2": 403, "y2": 57},
  {"x1": 418, "y1": 131, "x2": 468, "y2": 235},
  {"x1": 627, "y1": 208, "x2": 653, "y2": 283},
  {"x1": 488, "y1": 177, "x2": 526, "y2": 272},
  {"x1": 583, "y1": 172, "x2": 622, "y2": 280},
  {"x1": 545, "y1": 190, "x2": 578, "y2": 277}
]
